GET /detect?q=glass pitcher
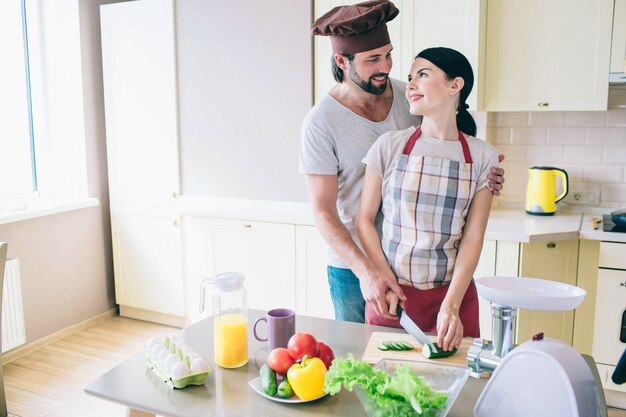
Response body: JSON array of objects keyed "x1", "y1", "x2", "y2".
[{"x1": 200, "y1": 272, "x2": 248, "y2": 368}]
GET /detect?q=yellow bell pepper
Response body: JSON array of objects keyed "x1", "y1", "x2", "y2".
[{"x1": 287, "y1": 355, "x2": 327, "y2": 401}]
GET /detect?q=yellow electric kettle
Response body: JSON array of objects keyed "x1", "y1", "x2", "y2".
[{"x1": 525, "y1": 166, "x2": 569, "y2": 215}]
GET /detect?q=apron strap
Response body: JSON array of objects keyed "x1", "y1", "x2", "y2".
[
  {"x1": 402, "y1": 127, "x2": 422, "y2": 155},
  {"x1": 402, "y1": 126, "x2": 473, "y2": 164},
  {"x1": 458, "y1": 130, "x2": 473, "y2": 164}
]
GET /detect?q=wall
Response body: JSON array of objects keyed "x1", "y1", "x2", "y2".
[
  {"x1": 0, "y1": 0, "x2": 120, "y2": 344},
  {"x1": 176, "y1": 0, "x2": 312, "y2": 202},
  {"x1": 486, "y1": 109, "x2": 626, "y2": 208}
]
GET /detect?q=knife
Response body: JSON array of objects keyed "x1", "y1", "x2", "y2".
[{"x1": 396, "y1": 306, "x2": 438, "y2": 354}]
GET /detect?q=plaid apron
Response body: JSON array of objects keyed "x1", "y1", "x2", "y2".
[
  {"x1": 366, "y1": 127, "x2": 479, "y2": 336},
  {"x1": 382, "y1": 126, "x2": 476, "y2": 289}
]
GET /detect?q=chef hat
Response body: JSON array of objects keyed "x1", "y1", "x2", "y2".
[{"x1": 311, "y1": 0, "x2": 399, "y2": 55}]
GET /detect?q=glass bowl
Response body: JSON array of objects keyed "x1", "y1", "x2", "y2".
[{"x1": 354, "y1": 359, "x2": 470, "y2": 417}]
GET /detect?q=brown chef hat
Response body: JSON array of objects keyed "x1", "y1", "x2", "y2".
[{"x1": 311, "y1": 0, "x2": 399, "y2": 55}]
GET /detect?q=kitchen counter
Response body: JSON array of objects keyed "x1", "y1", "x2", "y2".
[
  {"x1": 580, "y1": 213, "x2": 626, "y2": 243},
  {"x1": 484, "y1": 209, "x2": 582, "y2": 243},
  {"x1": 85, "y1": 310, "x2": 489, "y2": 417},
  {"x1": 177, "y1": 195, "x2": 626, "y2": 243}
]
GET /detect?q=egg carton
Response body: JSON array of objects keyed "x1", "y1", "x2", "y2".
[{"x1": 144, "y1": 336, "x2": 211, "y2": 389}]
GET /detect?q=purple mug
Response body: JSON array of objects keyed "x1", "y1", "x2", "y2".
[{"x1": 253, "y1": 308, "x2": 296, "y2": 350}]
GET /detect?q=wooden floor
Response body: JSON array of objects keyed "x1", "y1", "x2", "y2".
[
  {"x1": 2, "y1": 315, "x2": 626, "y2": 417},
  {"x1": 3, "y1": 316, "x2": 177, "y2": 417}
]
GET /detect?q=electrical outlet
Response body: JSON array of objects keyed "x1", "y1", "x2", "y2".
[{"x1": 566, "y1": 190, "x2": 600, "y2": 205}]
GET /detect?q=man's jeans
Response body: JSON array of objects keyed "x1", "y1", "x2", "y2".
[{"x1": 327, "y1": 266, "x2": 365, "y2": 323}]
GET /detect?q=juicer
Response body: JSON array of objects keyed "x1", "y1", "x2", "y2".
[{"x1": 467, "y1": 276, "x2": 606, "y2": 417}]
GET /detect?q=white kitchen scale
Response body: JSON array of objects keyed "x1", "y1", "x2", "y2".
[{"x1": 470, "y1": 276, "x2": 606, "y2": 417}]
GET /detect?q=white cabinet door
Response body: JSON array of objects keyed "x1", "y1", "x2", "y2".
[
  {"x1": 592, "y1": 268, "x2": 626, "y2": 365},
  {"x1": 111, "y1": 204, "x2": 183, "y2": 315},
  {"x1": 484, "y1": 0, "x2": 613, "y2": 111},
  {"x1": 296, "y1": 225, "x2": 334, "y2": 319},
  {"x1": 400, "y1": 0, "x2": 484, "y2": 110},
  {"x1": 475, "y1": 240, "x2": 496, "y2": 339},
  {"x1": 205, "y1": 219, "x2": 296, "y2": 312},
  {"x1": 100, "y1": 0, "x2": 180, "y2": 207}
]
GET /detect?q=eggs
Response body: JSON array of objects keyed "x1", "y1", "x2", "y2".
[
  {"x1": 143, "y1": 334, "x2": 211, "y2": 385},
  {"x1": 170, "y1": 362, "x2": 190, "y2": 380},
  {"x1": 190, "y1": 358, "x2": 209, "y2": 373}
]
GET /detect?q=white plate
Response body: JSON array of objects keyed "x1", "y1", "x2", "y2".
[
  {"x1": 248, "y1": 377, "x2": 327, "y2": 403},
  {"x1": 475, "y1": 276, "x2": 586, "y2": 311}
]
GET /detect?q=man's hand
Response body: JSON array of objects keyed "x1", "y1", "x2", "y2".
[
  {"x1": 488, "y1": 154, "x2": 506, "y2": 196},
  {"x1": 358, "y1": 266, "x2": 405, "y2": 320}
]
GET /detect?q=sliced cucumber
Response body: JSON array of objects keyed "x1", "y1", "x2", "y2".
[
  {"x1": 398, "y1": 341, "x2": 414, "y2": 350},
  {"x1": 377, "y1": 340, "x2": 414, "y2": 351},
  {"x1": 422, "y1": 343, "x2": 458, "y2": 359}
]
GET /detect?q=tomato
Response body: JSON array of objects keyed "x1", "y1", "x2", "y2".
[
  {"x1": 267, "y1": 347, "x2": 295, "y2": 375},
  {"x1": 317, "y1": 342, "x2": 335, "y2": 370},
  {"x1": 287, "y1": 333, "x2": 319, "y2": 360}
]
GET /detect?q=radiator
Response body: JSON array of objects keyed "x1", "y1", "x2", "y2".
[{"x1": 2, "y1": 258, "x2": 26, "y2": 352}]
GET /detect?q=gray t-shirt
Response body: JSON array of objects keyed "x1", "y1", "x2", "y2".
[{"x1": 299, "y1": 78, "x2": 420, "y2": 268}]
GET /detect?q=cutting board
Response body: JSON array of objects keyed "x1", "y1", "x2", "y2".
[{"x1": 361, "y1": 332, "x2": 473, "y2": 367}]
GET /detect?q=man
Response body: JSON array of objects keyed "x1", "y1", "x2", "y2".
[{"x1": 299, "y1": 0, "x2": 505, "y2": 323}]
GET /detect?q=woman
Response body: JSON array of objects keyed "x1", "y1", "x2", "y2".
[{"x1": 356, "y1": 47, "x2": 499, "y2": 352}]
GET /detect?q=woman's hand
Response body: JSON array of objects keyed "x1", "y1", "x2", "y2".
[{"x1": 436, "y1": 304, "x2": 464, "y2": 351}]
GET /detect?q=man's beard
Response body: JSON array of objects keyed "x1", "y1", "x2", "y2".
[{"x1": 349, "y1": 65, "x2": 388, "y2": 95}]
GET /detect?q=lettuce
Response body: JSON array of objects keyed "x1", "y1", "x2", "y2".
[{"x1": 324, "y1": 354, "x2": 447, "y2": 417}]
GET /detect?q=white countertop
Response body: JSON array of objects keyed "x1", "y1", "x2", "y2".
[
  {"x1": 580, "y1": 213, "x2": 626, "y2": 243},
  {"x1": 177, "y1": 195, "x2": 626, "y2": 243},
  {"x1": 484, "y1": 209, "x2": 582, "y2": 243}
]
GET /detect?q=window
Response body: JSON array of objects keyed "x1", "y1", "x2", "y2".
[
  {"x1": 0, "y1": 0, "x2": 89, "y2": 212},
  {"x1": 0, "y1": 1, "x2": 35, "y2": 201}
]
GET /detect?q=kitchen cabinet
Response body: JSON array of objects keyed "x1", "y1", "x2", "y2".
[
  {"x1": 313, "y1": 0, "x2": 485, "y2": 109},
  {"x1": 592, "y1": 241, "x2": 626, "y2": 404},
  {"x1": 475, "y1": 239, "x2": 579, "y2": 344},
  {"x1": 187, "y1": 217, "x2": 297, "y2": 315},
  {"x1": 101, "y1": 0, "x2": 184, "y2": 322},
  {"x1": 184, "y1": 218, "x2": 334, "y2": 323},
  {"x1": 314, "y1": 0, "x2": 613, "y2": 112},
  {"x1": 483, "y1": 0, "x2": 613, "y2": 111},
  {"x1": 295, "y1": 225, "x2": 334, "y2": 319}
]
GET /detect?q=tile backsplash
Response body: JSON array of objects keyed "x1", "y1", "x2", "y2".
[{"x1": 479, "y1": 109, "x2": 626, "y2": 208}]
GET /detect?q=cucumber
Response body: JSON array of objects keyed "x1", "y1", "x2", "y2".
[
  {"x1": 422, "y1": 343, "x2": 458, "y2": 359},
  {"x1": 398, "y1": 341, "x2": 414, "y2": 350},
  {"x1": 260, "y1": 363, "x2": 277, "y2": 396},
  {"x1": 377, "y1": 341, "x2": 414, "y2": 351},
  {"x1": 276, "y1": 379, "x2": 294, "y2": 399}
]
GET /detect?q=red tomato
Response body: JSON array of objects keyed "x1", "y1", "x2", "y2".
[
  {"x1": 267, "y1": 347, "x2": 295, "y2": 375},
  {"x1": 287, "y1": 333, "x2": 319, "y2": 360},
  {"x1": 317, "y1": 342, "x2": 335, "y2": 370}
]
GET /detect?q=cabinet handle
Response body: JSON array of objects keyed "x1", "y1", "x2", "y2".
[
  {"x1": 547, "y1": 242, "x2": 556, "y2": 248},
  {"x1": 620, "y1": 282, "x2": 626, "y2": 287},
  {"x1": 243, "y1": 224, "x2": 252, "y2": 228},
  {"x1": 538, "y1": 102, "x2": 549, "y2": 107}
]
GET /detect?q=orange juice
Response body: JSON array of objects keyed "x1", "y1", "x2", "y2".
[{"x1": 214, "y1": 313, "x2": 248, "y2": 368}]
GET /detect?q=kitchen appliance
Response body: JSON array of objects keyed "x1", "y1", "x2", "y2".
[
  {"x1": 603, "y1": 213, "x2": 626, "y2": 233},
  {"x1": 525, "y1": 166, "x2": 569, "y2": 215},
  {"x1": 467, "y1": 276, "x2": 605, "y2": 417}
]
